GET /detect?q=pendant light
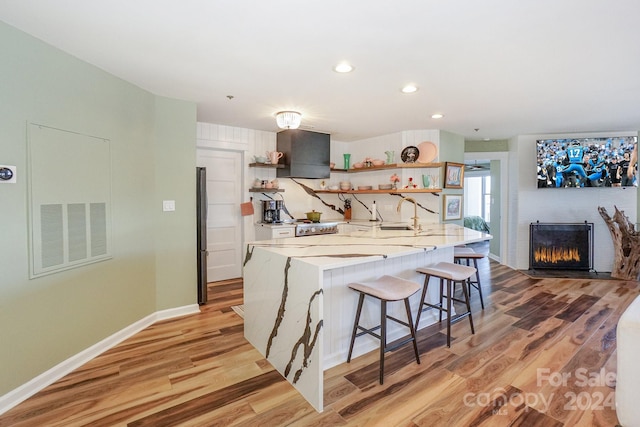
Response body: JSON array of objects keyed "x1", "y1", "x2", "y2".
[{"x1": 275, "y1": 111, "x2": 302, "y2": 129}]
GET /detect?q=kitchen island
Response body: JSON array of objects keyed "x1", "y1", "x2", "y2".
[{"x1": 243, "y1": 223, "x2": 490, "y2": 412}]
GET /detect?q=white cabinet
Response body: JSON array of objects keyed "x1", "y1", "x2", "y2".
[
  {"x1": 254, "y1": 224, "x2": 296, "y2": 240},
  {"x1": 339, "y1": 222, "x2": 375, "y2": 233}
]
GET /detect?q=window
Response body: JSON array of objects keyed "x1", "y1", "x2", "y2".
[{"x1": 464, "y1": 173, "x2": 491, "y2": 222}]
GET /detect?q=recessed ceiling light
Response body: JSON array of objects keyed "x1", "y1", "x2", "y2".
[
  {"x1": 401, "y1": 84, "x2": 418, "y2": 94},
  {"x1": 431, "y1": 113, "x2": 444, "y2": 119},
  {"x1": 334, "y1": 62, "x2": 354, "y2": 73}
]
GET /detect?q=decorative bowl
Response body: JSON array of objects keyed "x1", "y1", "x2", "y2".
[
  {"x1": 357, "y1": 185, "x2": 373, "y2": 191},
  {"x1": 353, "y1": 162, "x2": 364, "y2": 169},
  {"x1": 329, "y1": 185, "x2": 339, "y2": 190},
  {"x1": 378, "y1": 184, "x2": 393, "y2": 190},
  {"x1": 372, "y1": 159, "x2": 385, "y2": 166}
]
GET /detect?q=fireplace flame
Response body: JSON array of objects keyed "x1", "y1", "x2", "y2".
[{"x1": 533, "y1": 246, "x2": 581, "y2": 264}]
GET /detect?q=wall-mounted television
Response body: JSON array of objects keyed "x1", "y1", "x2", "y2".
[{"x1": 537, "y1": 136, "x2": 637, "y2": 188}]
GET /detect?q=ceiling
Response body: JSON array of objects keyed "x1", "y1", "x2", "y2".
[{"x1": 1, "y1": 1, "x2": 639, "y2": 142}]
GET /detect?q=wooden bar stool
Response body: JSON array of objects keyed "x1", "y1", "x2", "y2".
[
  {"x1": 454, "y1": 247, "x2": 486, "y2": 309},
  {"x1": 347, "y1": 275, "x2": 421, "y2": 384},
  {"x1": 416, "y1": 262, "x2": 476, "y2": 347}
]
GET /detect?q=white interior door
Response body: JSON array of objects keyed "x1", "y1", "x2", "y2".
[{"x1": 197, "y1": 149, "x2": 243, "y2": 281}]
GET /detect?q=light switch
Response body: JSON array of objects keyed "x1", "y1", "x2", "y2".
[{"x1": 163, "y1": 200, "x2": 176, "y2": 212}]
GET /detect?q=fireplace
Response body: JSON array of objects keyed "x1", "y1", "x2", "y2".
[{"x1": 529, "y1": 222, "x2": 593, "y2": 270}]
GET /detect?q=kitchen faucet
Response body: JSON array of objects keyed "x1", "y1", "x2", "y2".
[{"x1": 397, "y1": 197, "x2": 421, "y2": 231}]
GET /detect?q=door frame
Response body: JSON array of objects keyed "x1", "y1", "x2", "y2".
[
  {"x1": 464, "y1": 151, "x2": 509, "y2": 263},
  {"x1": 196, "y1": 146, "x2": 246, "y2": 282}
]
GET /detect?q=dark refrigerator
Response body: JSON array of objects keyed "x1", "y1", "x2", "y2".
[{"x1": 196, "y1": 167, "x2": 208, "y2": 304}]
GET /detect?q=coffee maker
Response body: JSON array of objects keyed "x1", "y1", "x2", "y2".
[{"x1": 262, "y1": 200, "x2": 283, "y2": 223}]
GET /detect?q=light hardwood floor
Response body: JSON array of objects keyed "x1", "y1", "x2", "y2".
[{"x1": 1, "y1": 254, "x2": 637, "y2": 426}]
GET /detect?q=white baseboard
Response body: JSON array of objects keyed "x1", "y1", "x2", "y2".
[
  {"x1": 0, "y1": 304, "x2": 200, "y2": 416},
  {"x1": 155, "y1": 304, "x2": 200, "y2": 321}
]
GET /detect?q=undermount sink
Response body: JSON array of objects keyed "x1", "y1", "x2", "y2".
[{"x1": 380, "y1": 225, "x2": 413, "y2": 230}]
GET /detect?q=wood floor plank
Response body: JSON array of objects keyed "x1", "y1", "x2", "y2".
[
  {"x1": 127, "y1": 370, "x2": 283, "y2": 426},
  {"x1": 555, "y1": 294, "x2": 601, "y2": 322},
  {"x1": 1, "y1": 259, "x2": 637, "y2": 427},
  {"x1": 489, "y1": 284, "x2": 545, "y2": 308},
  {"x1": 504, "y1": 292, "x2": 557, "y2": 318},
  {"x1": 525, "y1": 313, "x2": 618, "y2": 423},
  {"x1": 340, "y1": 368, "x2": 465, "y2": 426},
  {"x1": 246, "y1": 379, "x2": 303, "y2": 414},
  {"x1": 512, "y1": 299, "x2": 569, "y2": 331},
  {"x1": 231, "y1": 397, "x2": 314, "y2": 427},
  {"x1": 187, "y1": 400, "x2": 257, "y2": 427},
  {"x1": 447, "y1": 307, "x2": 521, "y2": 356},
  {"x1": 287, "y1": 408, "x2": 348, "y2": 427},
  {"x1": 510, "y1": 304, "x2": 612, "y2": 399}
]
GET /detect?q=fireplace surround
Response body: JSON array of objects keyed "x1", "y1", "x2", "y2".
[{"x1": 529, "y1": 222, "x2": 594, "y2": 270}]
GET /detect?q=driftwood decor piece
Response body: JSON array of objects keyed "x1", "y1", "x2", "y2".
[{"x1": 598, "y1": 206, "x2": 640, "y2": 280}]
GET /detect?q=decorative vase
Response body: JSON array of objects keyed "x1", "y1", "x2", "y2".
[
  {"x1": 385, "y1": 150, "x2": 395, "y2": 164},
  {"x1": 422, "y1": 174, "x2": 430, "y2": 188},
  {"x1": 343, "y1": 153, "x2": 351, "y2": 170}
]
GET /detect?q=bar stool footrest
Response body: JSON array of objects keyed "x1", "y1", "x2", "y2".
[
  {"x1": 450, "y1": 296, "x2": 469, "y2": 305},
  {"x1": 450, "y1": 312, "x2": 472, "y2": 324},
  {"x1": 387, "y1": 315, "x2": 411, "y2": 328},
  {"x1": 355, "y1": 325, "x2": 382, "y2": 341},
  {"x1": 420, "y1": 302, "x2": 446, "y2": 312}
]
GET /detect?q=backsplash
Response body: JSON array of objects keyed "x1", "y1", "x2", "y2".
[{"x1": 197, "y1": 122, "x2": 446, "y2": 244}]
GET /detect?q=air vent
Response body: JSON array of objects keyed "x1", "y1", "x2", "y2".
[
  {"x1": 29, "y1": 123, "x2": 112, "y2": 277},
  {"x1": 40, "y1": 204, "x2": 64, "y2": 268}
]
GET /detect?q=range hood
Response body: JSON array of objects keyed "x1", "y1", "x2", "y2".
[{"x1": 276, "y1": 129, "x2": 330, "y2": 179}]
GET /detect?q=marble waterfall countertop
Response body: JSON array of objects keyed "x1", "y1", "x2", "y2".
[
  {"x1": 243, "y1": 222, "x2": 491, "y2": 412},
  {"x1": 247, "y1": 222, "x2": 491, "y2": 268}
]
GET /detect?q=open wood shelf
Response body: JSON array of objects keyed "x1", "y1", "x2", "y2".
[
  {"x1": 249, "y1": 163, "x2": 285, "y2": 168},
  {"x1": 315, "y1": 188, "x2": 441, "y2": 194},
  {"x1": 330, "y1": 162, "x2": 442, "y2": 172},
  {"x1": 249, "y1": 188, "x2": 284, "y2": 193}
]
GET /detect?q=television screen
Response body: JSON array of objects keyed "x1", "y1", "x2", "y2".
[{"x1": 537, "y1": 136, "x2": 637, "y2": 188}]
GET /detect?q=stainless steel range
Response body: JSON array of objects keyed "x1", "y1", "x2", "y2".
[{"x1": 295, "y1": 221, "x2": 339, "y2": 237}]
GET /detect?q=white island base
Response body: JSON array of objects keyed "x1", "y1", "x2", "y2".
[{"x1": 243, "y1": 223, "x2": 490, "y2": 412}]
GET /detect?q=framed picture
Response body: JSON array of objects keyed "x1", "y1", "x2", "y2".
[
  {"x1": 443, "y1": 194, "x2": 462, "y2": 220},
  {"x1": 444, "y1": 162, "x2": 464, "y2": 189}
]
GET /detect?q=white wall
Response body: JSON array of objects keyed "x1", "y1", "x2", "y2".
[
  {"x1": 196, "y1": 124, "x2": 452, "y2": 244},
  {"x1": 511, "y1": 131, "x2": 638, "y2": 272},
  {"x1": 196, "y1": 123, "x2": 275, "y2": 243},
  {"x1": 196, "y1": 123, "x2": 637, "y2": 273}
]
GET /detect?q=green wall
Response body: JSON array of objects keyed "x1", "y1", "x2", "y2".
[
  {"x1": 465, "y1": 139, "x2": 509, "y2": 152},
  {"x1": 0, "y1": 21, "x2": 196, "y2": 394},
  {"x1": 489, "y1": 159, "x2": 501, "y2": 256},
  {"x1": 153, "y1": 97, "x2": 197, "y2": 309}
]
